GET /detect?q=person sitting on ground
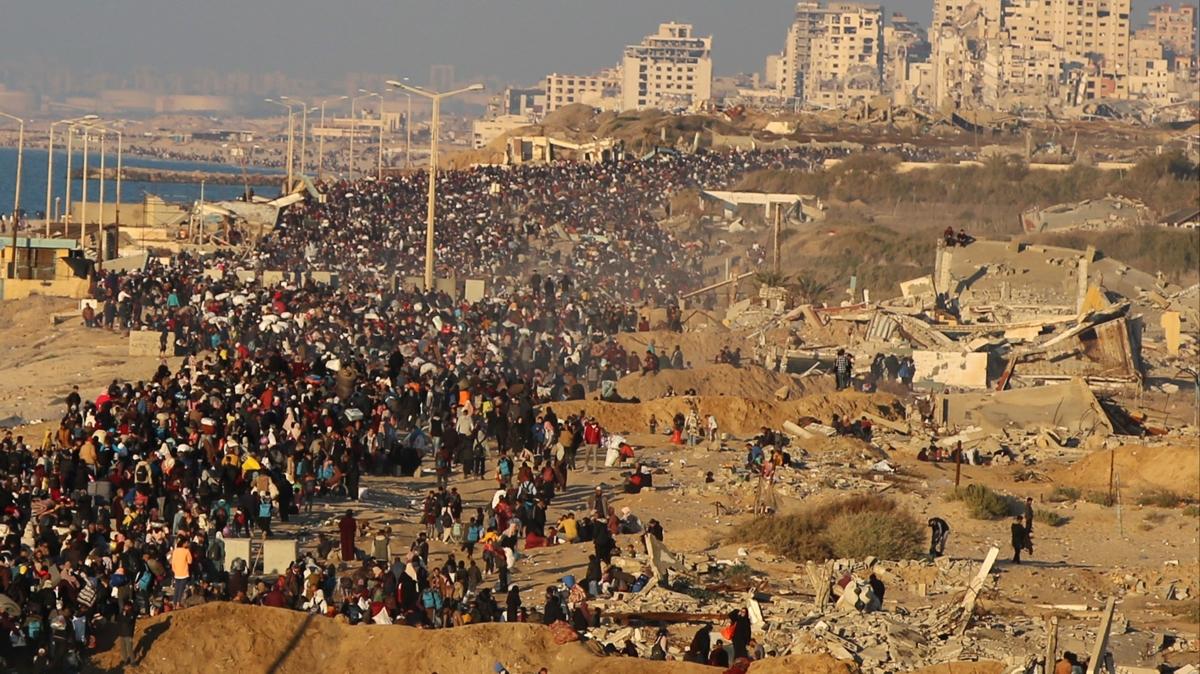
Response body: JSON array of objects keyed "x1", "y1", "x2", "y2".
[
  {"x1": 641, "y1": 350, "x2": 659, "y2": 375},
  {"x1": 618, "y1": 507, "x2": 642, "y2": 534}
]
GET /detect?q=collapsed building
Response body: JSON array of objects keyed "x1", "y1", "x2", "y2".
[{"x1": 716, "y1": 237, "x2": 1197, "y2": 442}]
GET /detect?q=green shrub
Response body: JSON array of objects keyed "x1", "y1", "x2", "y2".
[
  {"x1": 1047, "y1": 486, "x2": 1081, "y2": 503},
  {"x1": 1084, "y1": 490, "x2": 1116, "y2": 507},
  {"x1": 947, "y1": 484, "x2": 1019, "y2": 520},
  {"x1": 734, "y1": 495, "x2": 922, "y2": 563},
  {"x1": 1184, "y1": 505, "x2": 1200, "y2": 518},
  {"x1": 1034, "y1": 510, "x2": 1068, "y2": 527}
]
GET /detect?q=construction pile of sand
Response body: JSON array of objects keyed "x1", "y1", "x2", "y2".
[
  {"x1": 614, "y1": 364, "x2": 833, "y2": 401},
  {"x1": 92, "y1": 602, "x2": 718, "y2": 674},
  {"x1": 903, "y1": 664, "x2": 1004, "y2": 674},
  {"x1": 547, "y1": 391, "x2": 896, "y2": 436},
  {"x1": 1053, "y1": 444, "x2": 1200, "y2": 495},
  {"x1": 746, "y1": 654, "x2": 859, "y2": 673},
  {"x1": 614, "y1": 329, "x2": 740, "y2": 367}
]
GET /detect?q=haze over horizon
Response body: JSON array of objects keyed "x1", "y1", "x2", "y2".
[{"x1": 0, "y1": 0, "x2": 1163, "y2": 86}]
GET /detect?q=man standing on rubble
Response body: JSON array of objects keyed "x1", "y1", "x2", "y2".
[{"x1": 834, "y1": 349, "x2": 852, "y2": 391}]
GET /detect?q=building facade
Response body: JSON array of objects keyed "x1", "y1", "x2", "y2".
[
  {"x1": 544, "y1": 69, "x2": 621, "y2": 112},
  {"x1": 1146, "y1": 4, "x2": 1198, "y2": 58},
  {"x1": 620, "y1": 22, "x2": 713, "y2": 110},
  {"x1": 806, "y1": 4, "x2": 885, "y2": 107}
]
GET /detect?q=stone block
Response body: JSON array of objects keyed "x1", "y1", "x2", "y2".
[
  {"x1": 224, "y1": 538, "x2": 251, "y2": 573},
  {"x1": 434, "y1": 275, "x2": 457, "y2": 298},
  {"x1": 309, "y1": 271, "x2": 337, "y2": 287},
  {"x1": 464, "y1": 279, "x2": 486, "y2": 303},
  {"x1": 262, "y1": 538, "x2": 298, "y2": 575},
  {"x1": 261, "y1": 270, "x2": 284, "y2": 286}
]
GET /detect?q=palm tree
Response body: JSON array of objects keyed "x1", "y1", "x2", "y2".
[
  {"x1": 754, "y1": 271, "x2": 792, "y2": 289},
  {"x1": 790, "y1": 275, "x2": 831, "y2": 305}
]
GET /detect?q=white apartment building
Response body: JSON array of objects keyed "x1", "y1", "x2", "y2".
[
  {"x1": 544, "y1": 70, "x2": 621, "y2": 112},
  {"x1": 806, "y1": 4, "x2": 885, "y2": 107},
  {"x1": 620, "y1": 22, "x2": 713, "y2": 110}
]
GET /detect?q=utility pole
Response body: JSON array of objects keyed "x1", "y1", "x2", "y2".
[
  {"x1": 387, "y1": 80, "x2": 484, "y2": 290},
  {"x1": 772, "y1": 202, "x2": 782, "y2": 276},
  {"x1": 0, "y1": 112, "x2": 24, "y2": 278}
]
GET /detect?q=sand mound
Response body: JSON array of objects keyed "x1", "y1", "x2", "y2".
[
  {"x1": 748, "y1": 654, "x2": 859, "y2": 673},
  {"x1": 614, "y1": 329, "x2": 743, "y2": 370},
  {"x1": 904, "y1": 663, "x2": 1004, "y2": 674},
  {"x1": 547, "y1": 391, "x2": 896, "y2": 436},
  {"x1": 615, "y1": 364, "x2": 833, "y2": 401},
  {"x1": 1054, "y1": 444, "x2": 1200, "y2": 496},
  {"x1": 0, "y1": 294, "x2": 75, "y2": 327},
  {"x1": 92, "y1": 602, "x2": 719, "y2": 674}
]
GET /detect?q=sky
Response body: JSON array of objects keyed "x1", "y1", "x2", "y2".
[{"x1": 0, "y1": 0, "x2": 1162, "y2": 85}]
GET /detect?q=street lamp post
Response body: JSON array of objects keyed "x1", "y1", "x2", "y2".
[
  {"x1": 316, "y1": 96, "x2": 347, "y2": 181},
  {"x1": 81, "y1": 127, "x2": 90, "y2": 246},
  {"x1": 386, "y1": 80, "x2": 483, "y2": 290},
  {"x1": 405, "y1": 93, "x2": 413, "y2": 169},
  {"x1": 281, "y1": 96, "x2": 312, "y2": 178},
  {"x1": 349, "y1": 94, "x2": 360, "y2": 181},
  {"x1": 63, "y1": 127, "x2": 74, "y2": 229},
  {"x1": 78, "y1": 121, "x2": 121, "y2": 265},
  {"x1": 0, "y1": 111, "x2": 24, "y2": 278},
  {"x1": 358, "y1": 90, "x2": 384, "y2": 179},
  {"x1": 265, "y1": 99, "x2": 296, "y2": 191}
]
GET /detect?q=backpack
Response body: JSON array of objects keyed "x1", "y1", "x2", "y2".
[
  {"x1": 421, "y1": 588, "x2": 442, "y2": 610},
  {"x1": 258, "y1": 502, "x2": 273, "y2": 519},
  {"x1": 499, "y1": 457, "x2": 513, "y2": 477}
]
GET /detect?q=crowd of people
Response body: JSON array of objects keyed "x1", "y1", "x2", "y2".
[{"x1": 2, "y1": 145, "x2": 864, "y2": 671}]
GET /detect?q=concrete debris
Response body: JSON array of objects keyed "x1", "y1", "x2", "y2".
[{"x1": 1021, "y1": 195, "x2": 1152, "y2": 234}]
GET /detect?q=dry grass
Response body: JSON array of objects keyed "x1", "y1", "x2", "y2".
[
  {"x1": 737, "y1": 151, "x2": 1200, "y2": 286},
  {"x1": 1034, "y1": 510, "x2": 1069, "y2": 527},
  {"x1": 1047, "y1": 486, "x2": 1081, "y2": 503},
  {"x1": 734, "y1": 495, "x2": 923, "y2": 562},
  {"x1": 736, "y1": 152, "x2": 1199, "y2": 214},
  {"x1": 946, "y1": 484, "x2": 1019, "y2": 520},
  {"x1": 1084, "y1": 490, "x2": 1116, "y2": 507},
  {"x1": 1136, "y1": 490, "x2": 1194, "y2": 508}
]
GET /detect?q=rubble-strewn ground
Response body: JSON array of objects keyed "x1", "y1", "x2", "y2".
[{"x1": 5, "y1": 281, "x2": 1198, "y2": 673}]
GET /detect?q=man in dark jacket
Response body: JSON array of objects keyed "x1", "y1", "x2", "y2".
[
  {"x1": 1011, "y1": 517, "x2": 1032, "y2": 563},
  {"x1": 116, "y1": 600, "x2": 137, "y2": 666}
]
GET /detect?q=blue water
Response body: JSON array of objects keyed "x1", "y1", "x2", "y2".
[{"x1": 0, "y1": 147, "x2": 284, "y2": 218}]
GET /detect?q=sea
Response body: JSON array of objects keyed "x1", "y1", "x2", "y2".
[{"x1": 0, "y1": 147, "x2": 280, "y2": 219}]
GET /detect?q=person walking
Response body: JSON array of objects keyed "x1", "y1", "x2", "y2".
[
  {"x1": 339, "y1": 510, "x2": 357, "y2": 562},
  {"x1": 928, "y1": 517, "x2": 950, "y2": 558},
  {"x1": 1011, "y1": 517, "x2": 1032, "y2": 563},
  {"x1": 170, "y1": 538, "x2": 193, "y2": 605}
]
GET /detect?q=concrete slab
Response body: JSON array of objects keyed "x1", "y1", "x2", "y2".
[
  {"x1": 224, "y1": 538, "x2": 251, "y2": 573},
  {"x1": 912, "y1": 350, "x2": 988, "y2": 389},
  {"x1": 464, "y1": 279, "x2": 486, "y2": 303},
  {"x1": 262, "y1": 538, "x2": 298, "y2": 575}
]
